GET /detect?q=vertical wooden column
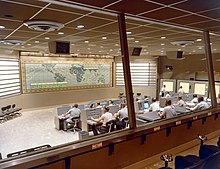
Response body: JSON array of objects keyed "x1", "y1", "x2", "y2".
[
  {"x1": 203, "y1": 31, "x2": 217, "y2": 107},
  {"x1": 118, "y1": 13, "x2": 136, "y2": 129}
]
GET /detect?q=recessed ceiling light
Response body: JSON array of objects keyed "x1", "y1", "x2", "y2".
[
  {"x1": 196, "y1": 38, "x2": 202, "y2": 42},
  {"x1": 35, "y1": 41, "x2": 39, "y2": 43},
  {"x1": 135, "y1": 40, "x2": 139, "y2": 43},
  {"x1": 87, "y1": 48, "x2": 90, "y2": 50},
  {"x1": 193, "y1": 50, "x2": 196, "y2": 52},
  {"x1": 77, "y1": 49, "x2": 80, "y2": 51},
  {"x1": 0, "y1": 25, "x2": 5, "y2": 29},
  {"x1": 58, "y1": 32, "x2": 64, "y2": 35},
  {"x1": 189, "y1": 52, "x2": 192, "y2": 54},
  {"x1": 198, "y1": 46, "x2": 203, "y2": 50},
  {"x1": 161, "y1": 36, "x2": 166, "y2": 39},
  {"x1": 126, "y1": 31, "x2": 132, "y2": 35},
  {"x1": 71, "y1": 43, "x2": 75, "y2": 45},
  {"x1": 77, "y1": 25, "x2": 84, "y2": 29},
  {"x1": 84, "y1": 41, "x2": 89, "y2": 43},
  {"x1": 100, "y1": 46, "x2": 103, "y2": 48},
  {"x1": 161, "y1": 43, "x2": 165, "y2": 46},
  {"x1": 110, "y1": 49, "x2": 113, "y2": 51},
  {"x1": 115, "y1": 44, "x2": 119, "y2": 46},
  {"x1": 99, "y1": 51, "x2": 102, "y2": 52},
  {"x1": 27, "y1": 43, "x2": 31, "y2": 46},
  {"x1": 45, "y1": 37, "x2": 50, "y2": 40},
  {"x1": 210, "y1": 43, "x2": 213, "y2": 45},
  {"x1": 213, "y1": 49, "x2": 217, "y2": 51},
  {"x1": 128, "y1": 37, "x2": 134, "y2": 40},
  {"x1": 102, "y1": 37, "x2": 107, "y2": 40},
  {"x1": 21, "y1": 46, "x2": 25, "y2": 48},
  {"x1": 178, "y1": 49, "x2": 182, "y2": 51}
]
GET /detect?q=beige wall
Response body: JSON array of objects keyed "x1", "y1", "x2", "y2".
[{"x1": 0, "y1": 53, "x2": 157, "y2": 110}]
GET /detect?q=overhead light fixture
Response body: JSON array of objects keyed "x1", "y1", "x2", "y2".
[
  {"x1": 102, "y1": 37, "x2": 107, "y2": 40},
  {"x1": 0, "y1": 39, "x2": 23, "y2": 45},
  {"x1": 27, "y1": 43, "x2": 31, "y2": 46},
  {"x1": 45, "y1": 37, "x2": 50, "y2": 40},
  {"x1": 135, "y1": 40, "x2": 139, "y2": 43},
  {"x1": 126, "y1": 31, "x2": 132, "y2": 35},
  {"x1": 171, "y1": 40, "x2": 194, "y2": 46},
  {"x1": 35, "y1": 41, "x2": 39, "y2": 43},
  {"x1": 161, "y1": 43, "x2": 165, "y2": 46},
  {"x1": 196, "y1": 38, "x2": 202, "y2": 42},
  {"x1": 24, "y1": 20, "x2": 64, "y2": 32},
  {"x1": 161, "y1": 36, "x2": 166, "y2": 39},
  {"x1": 77, "y1": 25, "x2": 84, "y2": 29},
  {"x1": 84, "y1": 41, "x2": 89, "y2": 43},
  {"x1": 0, "y1": 25, "x2": 5, "y2": 29},
  {"x1": 58, "y1": 32, "x2": 64, "y2": 35}
]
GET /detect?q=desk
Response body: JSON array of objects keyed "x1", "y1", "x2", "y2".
[
  {"x1": 175, "y1": 106, "x2": 191, "y2": 114},
  {"x1": 137, "y1": 112, "x2": 161, "y2": 122},
  {"x1": 0, "y1": 108, "x2": 22, "y2": 115},
  {"x1": 54, "y1": 116, "x2": 66, "y2": 130}
]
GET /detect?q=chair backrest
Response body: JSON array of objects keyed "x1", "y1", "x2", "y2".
[
  {"x1": 122, "y1": 117, "x2": 129, "y2": 127},
  {"x1": 106, "y1": 119, "x2": 115, "y2": 132}
]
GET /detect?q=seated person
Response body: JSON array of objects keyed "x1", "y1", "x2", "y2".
[
  {"x1": 186, "y1": 96, "x2": 210, "y2": 111},
  {"x1": 108, "y1": 100, "x2": 114, "y2": 106},
  {"x1": 158, "y1": 100, "x2": 177, "y2": 119},
  {"x1": 149, "y1": 98, "x2": 160, "y2": 112},
  {"x1": 114, "y1": 103, "x2": 128, "y2": 129},
  {"x1": 96, "y1": 102, "x2": 102, "y2": 108},
  {"x1": 191, "y1": 94, "x2": 198, "y2": 103},
  {"x1": 165, "y1": 92, "x2": 171, "y2": 98},
  {"x1": 144, "y1": 96, "x2": 149, "y2": 101},
  {"x1": 63, "y1": 104, "x2": 81, "y2": 131},
  {"x1": 174, "y1": 96, "x2": 185, "y2": 107},
  {"x1": 91, "y1": 106, "x2": 114, "y2": 135}
]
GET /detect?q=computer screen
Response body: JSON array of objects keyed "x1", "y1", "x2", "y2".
[
  {"x1": 144, "y1": 102, "x2": 149, "y2": 109},
  {"x1": 109, "y1": 105, "x2": 120, "y2": 114},
  {"x1": 163, "y1": 81, "x2": 174, "y2": 91},
  {"x1": 179, "y1": 82, "x2": 190, "y2": 93}
]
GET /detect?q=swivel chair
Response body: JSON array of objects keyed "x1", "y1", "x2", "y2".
[
  {"x1": 122, "y1": 117, "x2": 129, "y2": 128},
  {"x1": 159, "y1": 154, "x2": 173, "y2": 169},
  {"x1": 67, "y1": 117, "x2": 80, "y2": 133},
  {"x1": 106, "y1": 119, "x2": 115, "y2": 133}
]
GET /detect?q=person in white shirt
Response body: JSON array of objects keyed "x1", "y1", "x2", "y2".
[
  {"x1": 115, "y1": 103, "x2": 128, "y2": 129},
  {"x1": 174, "y1": 96, "x2": 185, "y2": 107},
  {"x1": 191, "y1": 94, "x2": 198, "y2": 103},
  {"x1": 108, "y1": 100, "x2": 114, "y2": 106},
  {"x1": 91, "y1": 106, "x2": 114, "y2": 135},
  {"x1": 165, "y1": 92, "x2": 171, "y2": 98},
  {"x1": 63, "y1": 104, "x2": 81, "y2": 130},
  {"x1": 96, "y1": 101, "x2": 102, "y2": 108},
  {"x1": 178, "y1": 86, "x2": 184, "y2": 95},
  {"x1": 149, "y1": 98, "x2": 160, "y2": 112},
  {"x1": 158, "y1": 100, "x2": 177, "y2": 119},
  {"x1": 160, "y1": 85, "x2": 166, "y2": 97},
  {"x1": 187, "y1": 96, "x2": 210, "y2": 111}
]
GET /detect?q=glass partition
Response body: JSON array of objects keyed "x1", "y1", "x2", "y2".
[{"x1": 124, "y1": 16, "x2": 211, "y2": 128}]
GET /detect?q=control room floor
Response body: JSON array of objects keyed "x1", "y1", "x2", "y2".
[{"x1": 0, "y1": 108, "x2": 81, "y2": 159}]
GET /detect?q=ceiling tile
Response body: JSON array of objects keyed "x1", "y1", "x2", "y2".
[
  {"x1": 32, "y1": 9, "x2": 82, "y2": 24},
  {"x1": 0, "y1": 1, "x2": 42, "y2": 21},
  {"x1": 65, "y1": 16, "x2": 112, "y2": 30},
  {"x1": 174, "y1": 0, "x2": 220, "y2": 13},
  {"x1": 149, "y1": 0, "x2": 186, "y2": 5},
  {"x1": 0, "y1": 19, "x2": 22, "y2": 29},
  {"x1": 167, "y1": 14, "x2": 208, "y2": 25},
  {"x1": 199, "y1": 8, "x2": 220, "y2": 19},
  {"x1": 64, "y1": 0, "x2": 120, "y2": 8},
  {"x1": 141, "y1": 7, "x2": 188, "y2": 20},
  {"x1": 107, "y1": 0, "x2": 162, "y2": 15},
  {"x1": 189, "y1": 20, "x2": 220, "y2": 29}
]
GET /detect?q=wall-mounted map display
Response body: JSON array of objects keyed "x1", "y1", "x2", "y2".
[{"x1": 21, "y1": 58, "x2": 112, "y2": 93}]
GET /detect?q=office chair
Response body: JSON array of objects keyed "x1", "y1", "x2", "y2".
[
  {"x1": 159, "y1": 154, "x2": 173, "y2": 169},
  {"x1": 122, "y1": 117, "x2": 129, "y2": 128},
  {"x1": 67, "y1": 117, "x2": 80, "y2": 133},
  {"x1": 12, "y1": 104, "x2": 16, "y2": 109},
  {"x1": 106, "y1": 119, "x2": 115, "y2": 133}
]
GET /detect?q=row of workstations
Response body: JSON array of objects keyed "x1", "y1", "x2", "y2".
[{"x1": 54, "y1": 93, "x2": 209, "y2": 133}]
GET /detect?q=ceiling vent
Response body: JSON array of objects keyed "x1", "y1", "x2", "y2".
[
  {"x1": 0, "y1": 39, "x2": 23, "y2": 45},
  {"x1": 24, "y1": 20, "x2": 64, "y2": 32},
  {"x1": 171, "y1": 40, "x2": 194, "y2": 47}
]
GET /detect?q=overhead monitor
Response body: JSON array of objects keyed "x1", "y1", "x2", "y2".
[
  {"x1": 163, "y1": 81, "x2": 174, "y2": 91},
  {"x1": 194, "y1": 83, "x2": 206, "y2": 95},
  {"x1": 215, "y1": 84, "x2": 220, "y2": 97},
  {"x1": 179, "y1": 82, "x2": 190, "y2": 93}
]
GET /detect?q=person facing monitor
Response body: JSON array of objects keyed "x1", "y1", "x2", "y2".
[
  {"x1": 149, "y1": 98, "x2": 160, "y2": 112},
  {"x1": 63, "y1": 104, "x2": 81, "y2": 130},
  {"x1": 158, "y1": 100, "x2": 177, "y2": 119},
  {"x1": 191, "y1": 94, "x2": 198, "y2": 103},
  {"x1": 187, "y1": 96, "x2": 209, "y2": 111}
]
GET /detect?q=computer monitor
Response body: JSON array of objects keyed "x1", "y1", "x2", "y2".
[
  {"x1": 109, "y1": 105, "x2": 120, "y2": 114},
  {"x1": 144, "y1": 102, "x2": 149, "y2": 109},
  {"x1": 78, "y1": 104, "x2": 85, "y2": 110},
  {"x1": 86, "y1": 108, "x2": 102, "y2": 120},
  {"x1": 100, "y1": 100, "x2": 108, "y2": 107},
  {"x1": 113, "y1": 100, "x2": 121, "y2": 105}
]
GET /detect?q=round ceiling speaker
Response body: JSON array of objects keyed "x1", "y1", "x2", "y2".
[
  {"x1": 170, "y1": 40, "x2": 194, "y2": 46},
  {"x1": 0, "y1": 39, "x2": 23, "y2": 45},
  {"x1": 24, "y1": 20, "x2": 64, "y2": 32}
]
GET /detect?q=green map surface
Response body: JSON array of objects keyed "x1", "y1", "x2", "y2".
[{"x1": 24, "y1": 63, "x2": 111, "y2": 91}]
